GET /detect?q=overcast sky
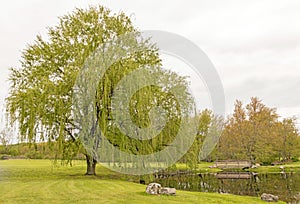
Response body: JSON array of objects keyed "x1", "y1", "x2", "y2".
[{"x1": 1, "y1": 0, "x2": 300, "y2": 125}]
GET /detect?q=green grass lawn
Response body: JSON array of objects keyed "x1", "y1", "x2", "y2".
[{"x1": 0, "y1": 159, "x2": 286, "y2": 204}]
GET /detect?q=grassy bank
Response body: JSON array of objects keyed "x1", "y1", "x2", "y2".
[
  {"x1": 250, "y1": 161, "x2": 300, "y2": 173},
  {"x1": 0, "y1": 159, "x2": 286, "y2": 204}
]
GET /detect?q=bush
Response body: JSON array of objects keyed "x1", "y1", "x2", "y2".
[
  {"x1": 0, "y1": 155, "x2": 10, "y2": 160},
  {"x1": 7, "y1": 148, "x2": 19, "y2": 156}
]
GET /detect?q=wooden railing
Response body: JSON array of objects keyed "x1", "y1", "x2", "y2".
[{"x1": 213, "y1": 160, "x2": 251, "y2": 169}]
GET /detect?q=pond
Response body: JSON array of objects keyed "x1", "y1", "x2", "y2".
[{"x1": 153, "y1": 172, "x2": 300, "y2": 203}]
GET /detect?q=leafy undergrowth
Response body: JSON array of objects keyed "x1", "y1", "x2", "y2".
[{"x1": 0, "y1": 159, "x2": 286, "y2": 204}]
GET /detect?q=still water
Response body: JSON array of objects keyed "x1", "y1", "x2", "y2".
[{"x1": 154, "y1": 172, "x2": 300, "y2": 203}]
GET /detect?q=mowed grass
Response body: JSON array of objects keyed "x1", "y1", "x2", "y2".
[{"x1": 0, "y1": 160, "x2": 286, "y2": 204}]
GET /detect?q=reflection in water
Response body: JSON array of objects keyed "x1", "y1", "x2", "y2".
[{"x1": 154, "y1": 172, "x2": 300, "y2": 203}]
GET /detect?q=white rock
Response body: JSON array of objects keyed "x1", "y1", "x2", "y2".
[
  {"x1": 160, "y1": 187, "x2": 176, "y2": 195},
  {"x1": 145, "y1": 183, "x2": 161, "y2": 195},
  {"x1": 261, "y1": 193, "x2": 279, "y2": 202}
]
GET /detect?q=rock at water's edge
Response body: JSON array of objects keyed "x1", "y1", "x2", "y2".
[{"x1": 261, "y1": 193, "x2": 279, "y2": 202}]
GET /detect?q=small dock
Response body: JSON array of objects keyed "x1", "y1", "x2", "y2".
[{"x1": 215, "y1": 172, "x2": 256, "y2": 179}]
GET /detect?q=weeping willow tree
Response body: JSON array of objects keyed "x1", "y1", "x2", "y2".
[
  {"x1": 6, "y1": 5, "x2": 196, "y2": 175},
  {"x1": 70, "y1": 31, "x2": 196, "y2": 175}
]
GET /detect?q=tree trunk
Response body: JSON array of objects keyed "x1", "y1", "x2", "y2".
[{"x1": 85, "y1": 155, "x2": 97, "y2": 175}]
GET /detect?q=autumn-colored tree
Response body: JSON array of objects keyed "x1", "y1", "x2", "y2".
[{"x1": 219, "y1": 97, "x2": 300, "y2": 163}]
